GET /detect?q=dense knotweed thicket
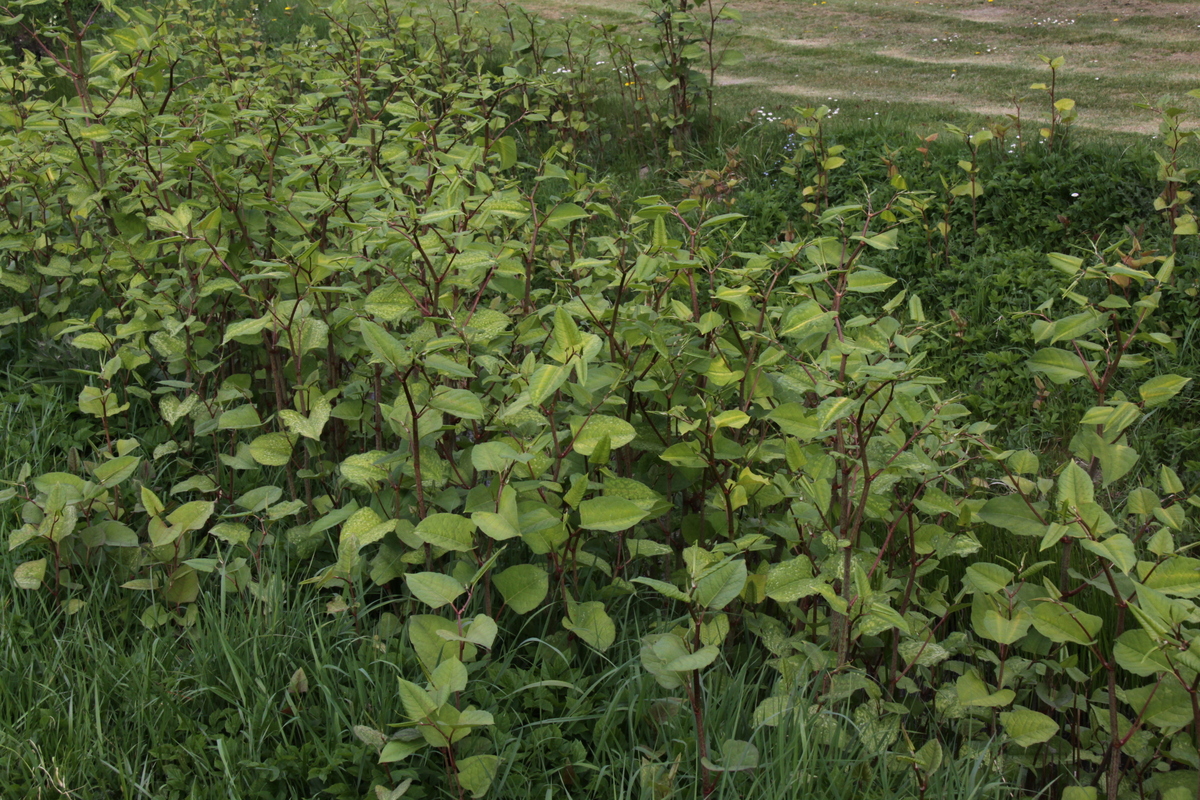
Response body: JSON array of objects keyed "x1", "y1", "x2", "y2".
[{"x1": 1, "y1": 2, "x2": 1199, "y2": 799}]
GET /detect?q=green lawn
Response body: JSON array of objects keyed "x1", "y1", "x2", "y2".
[{"x1": 511, "y1": 0, "x2": 1200, "y2": 138}]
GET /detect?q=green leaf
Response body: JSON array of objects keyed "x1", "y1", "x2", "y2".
[
  {"x1": 815, "y1": 396, "x2": 856, "y2": 431},
  {"x1": 893, "y1": 638, "x2": 948, "y2": 670},
  {"x1": 92, "y1": 455, "x2": 140, "y2": 489},
  {"x1": 222, "y1": 316, "x2": 270, "y2": 344},
  {"x1": 694, "y1": 559, "x2": 747, "y2": 610},
  {"x1": 779, "y1": 301, "x2": 836, "y2": 339},
  {"x1": 279, "y1": 394, "x2": 332, "y2": 440},
  {"x1": 1079, "y1": 534, "x2": 1136, "y2": 573},
  {"x1": 702, "y1": 739, "x2": 759, "y2": 773},
  {"x1": 425, "y1": 354, "x2": 472, "y2": 378},
  {"x1": 379, "y1": 740, "x2": 424, "y2": 763},
  {"x1": 640, "y1": 634, "x2": 691, "y2": 689},
  {"x1": 1125, "y1": 487, "x2": 1160, "y2": 516},
  {"x1": 572, "y1": 415, "x2": 636, "y2": 456},
  {"x1": 700, "y1": 211, "x2": 746, "y2": 228},
  {"x1": 234, "y1": 489, "x2": 283, "y2": 513},
  {"x1": 764, "y1": 556, "x2": 817, "y2": 602},
  {"x1": 545, "y1": 202, "x2": 589, "y2": 229},
  {"x1": 977, "y1": 495, "x2": 1046, "y2": 537},
  {"x1": 167, "y1": 500, "x2": 215, "y2": 533},
  {"x1": 471, "y1": 441, "x2": 520, "y2": 472},
  {"x1": 359, "y1": 320, "x2": 410, "y2": 372},
  {"x1": 397, "y1": 678, "x2": 437, "y2": 722},
  {"x1": 859, "y1": 229, "x2": 900, "y2": 250},
  {"x1": 160, "y1": 394, "x2": 198, "y2": 426},
  {"x1": 494, "y1": 136, "x2": 518, "y2": 170},
  {"x1": 913, "y1": 739, "x2": 943, "y2": 775},
  {"x1": 578, "y1": 496, "x2": 649, "y2": 532},
  {"x1": 1138, "y1": 557, "x2": 1200, "y2": 597},
  {"x1": 218, "y1": 404, "x2": 262, "y2": 430},
  {"x1": 70, "y1": 331, "x2": 113, "y2": 351},
  {"x1": 626, "y1": 539, "x2": 672, "y2": 559},
  {"x1": 78, "y1": 385, "x2": 128, "y2": 418},
  {"x1": 549, "y1": 307, "x2": 583, "y2": 356},
  {"x1": 1057, "y1": 462, "x2": 1094, "y2": 507},
  {"x1": 122, "y1": 577, "x2": 160, "y2": 591},
  {"x1": 211, "y1": 522, "x2": 250, "y2": 546},
  {"x1": 562, "y1": 600, "x2": 615, "y2": 652},
  {"x1": 999, "y1": 709, "x2": 1058, "y2": 747},
  {"x1": 315, "y1": 508, "x2": 395, "y2": 586},
  {"x1": 405, "y1": 572, "x2": 465, "y2": 609},
  {"x1": 846, "y1": 269, "x2": 896, "y2": 293},
  {"x1": 1161, "y1": 464, "x2": 1185, "y2": 494},
  {"x1": 1113, "y1": 629, "x2": 1173, "y2": 676},
  {"x1": 463, "y1": 614, "x2": 498, "y2": 649},
  {"x1": 767, "y1": 404, "x2": 819, "y2": 439},
  {"x1": 472, "y1": 512, "x2": 520, "y2": 541},
  {"x1": 164, "y1": 564, "x2": 199, "y2": 604},
  {"x1": 409, "y1": 615, "x2": 476, "y2": 671},
  {"x1": 13, "y1": 558, "x2": 46, "y2": 589},
  {"x1": 634, "y1": 577, "x2": 691, "y2": 603},
  {"x1": 248, "y1": 433, "x2": 294, "y2": 466},
  {"x1": 494, "y1": 564, "x2": 548, "y2": 614},
  {"x1": 526, "y1": 364, "x2": 567, "y2": 405},
  {"x1": 1095, "y1": 442, "x2": 1138, "y2": 487},
  {"x1": 664, "y1": 644, "x2": 719, "y2": 673},
  {"x1": 414, "y1": 513, "x2": 476, "y2": 551},
  {"x1": 964, "y1": 562, "x2": 1013, "y2": 594},
  {"x1": 430, "y1": 389, "x2": 484, "y2": 420},
  {"x1": 1028, "y1": 348, "x2": 1095, "y2": 385},
  {"x1": 659, "y1": 441, "x2": 708, "y2": 468},
  {"x1": 1147, "y1": 528, "x2": 1175, "y2": 557},
  {"x1": 712, "y1": 410, "x2": 750, "y2": 430},
  {"x1": 140, "y1": 604, "x2": 169, "y2": 629},
  {"x1": 562, "y1": 473, "x2": 588, "y2": 510},
  {"x1": 364, "y1": 282, "x2": 415, "y2": 323},
  {"x1": 1006, "y1": 449, "x2": 1039, "y2": 475},
  {"x1": 1030, "y1": 602, "x2": 1101, "y2": 645},
  {"x1": 1050, "y1": 310, "x2": 1103, "y2": 344},
  {"x1": 456, "y1": 754, "x2": 501, "y2": 799},
  {"x1": 956, "y1": 671, "x2": 1015, "y2": 707},
  {"x1": 1140, "y1": 374, "x2": 1191, "y2": 408},
  {"x1": 978, "y1": 609, "x2": 1032, "y2": 644},
  {"x1": 340, "y1": 451, "x2": 391, "y2": 488}
]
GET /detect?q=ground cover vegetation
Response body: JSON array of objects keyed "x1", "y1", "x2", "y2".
[{"x1": 1, "y1": 0, "x2": 1200, "y2": 799}]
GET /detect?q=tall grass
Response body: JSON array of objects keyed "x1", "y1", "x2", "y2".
[{"x1": 0, "y1": 568, "x2": 1013, "y2": 799}]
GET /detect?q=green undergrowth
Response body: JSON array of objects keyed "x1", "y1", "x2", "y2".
[
  {"x1": 0, "y1": 542, "x2": 1005, "y2": 800},
  {"x1": 660, "y1": 117, "x2": 1200, "y2": 469}
]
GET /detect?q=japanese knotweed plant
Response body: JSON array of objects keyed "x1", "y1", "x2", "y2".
[
  {"x1": 3, "y1": 1, "x2": 1200, "y2": 798},
  {"x1": 1135, "y1": 92, "x2": 1200, "y2": 252},
  {"x1": 1031, "y1": 55, "x2": 1077, "y2": 152},
  {"x1": 780, "y1": 104, "x2": 848, "y2": 218},
  {"x1": 0, "y1": 0, "x2": 592, "y2": 617},
  {"x1": 961, "y1": 244, "x2": 1200, "y2": 800},
  {"x1": 642, "y1": 0, "x2": 743, "y2": 151}
]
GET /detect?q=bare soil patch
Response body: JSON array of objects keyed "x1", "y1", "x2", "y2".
[
  {"x1": 714, "y1": 75, "x2": 764, "y2": 86},
  {"x1": 775, "y1": 37, "x2": 844, "y2": 48},
  {"x1": 767, "y1": 82, "x2": 1159, "y2": 134},
  {"x1": 957, "y1": 7, "x2": 1011, "y2": 23},
  {"x1": 874, "y1": 47, "x2": 1020, "y2": 66}
]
